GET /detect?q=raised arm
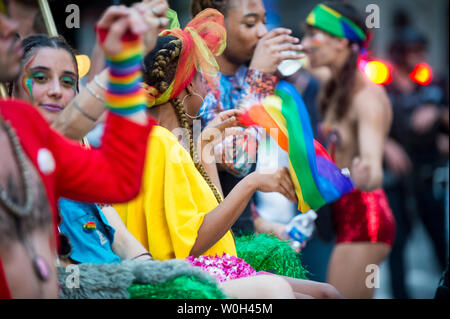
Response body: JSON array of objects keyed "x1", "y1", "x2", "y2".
[
  {"x1": 51, "y1": 5, "x2": 162, "y2": 203},
  {"x1": 52, "y1": 1, "x2": 169, "y2": 139}
]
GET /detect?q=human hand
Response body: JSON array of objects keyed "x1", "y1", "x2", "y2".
[
  {"x1": 384, "y1": 139, "x2": 412, "y2": 176},
  {"x1": 249, "y1": 28, "x2": 305, "y2": 75},
  {"x1": 289, "y1": 240, "x2": 307, "y2": 253},
  {"x1": 274, "y1": 222, "x2": 306, "y2": 253},
  {"x1": 272, "y1": 222, "x2": 290, "y2": 241},
  {"x1": 133, "y1": 0, "x2": 169, "y2": 54},
  {"x1": 96, "y1": 5, "x2": 149, "y2": 56},
  {"x1": 249, "y1": 167, "x2": 297, "y2": 202},
  {"x1": 351, "y1": 157, "x2": 372, "y2": 191},
  {"x1": 273, "y1": 223, "x2": 306, "y2": 253},
  {"x1": 199, "y1": 110, "x2": 247, "y2": 148}
]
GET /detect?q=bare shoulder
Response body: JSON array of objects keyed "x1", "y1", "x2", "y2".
[{"x1": 352, "y1": 78, "x2": 392, "y2": 124}]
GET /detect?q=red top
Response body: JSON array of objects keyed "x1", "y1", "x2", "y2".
[{"x1": 0, "y1": 99, "x2": 156, "y2": 298}]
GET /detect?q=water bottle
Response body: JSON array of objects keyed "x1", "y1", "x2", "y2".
[{"x1": 285, "y1": 210, "x2": 318, "y2": 248}]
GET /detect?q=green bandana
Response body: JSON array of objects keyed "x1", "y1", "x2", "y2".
[{"x1": 306, "y1": 4, "x2": 366, "y2": 43}]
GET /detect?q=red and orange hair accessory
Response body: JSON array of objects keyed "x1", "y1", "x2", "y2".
[{"x1": 144, "y1": 8, "x2": 226, "y2": 108}]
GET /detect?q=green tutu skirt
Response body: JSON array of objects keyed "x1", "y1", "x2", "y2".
[
  {"x1": 236, "y1": 233, "x2": 309, "y2": 280},
  {"x1": 128, "y1": 275, "x2": 225, "y2": 299},
  {"x1": 129, "y1": 233, "x2": 309, "y2": 299}
]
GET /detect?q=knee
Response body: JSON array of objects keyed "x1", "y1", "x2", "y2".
[
  {"x1": 257, "y1": 275, "x2": 295, "y2": 299},
  {"x1": 317, "y1": 283, "x2": 344, "y2": 299}
]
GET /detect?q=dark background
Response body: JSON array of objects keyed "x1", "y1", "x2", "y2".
[{"x1": 48, "y1": 0, "x2": 448, "y2": 80}]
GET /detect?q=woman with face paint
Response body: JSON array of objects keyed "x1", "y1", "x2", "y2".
[
  {"x1": 5, "y1": 32, "x2": 286, "y2": 303},
  {"x1": 9, "y1": 33, "x2": 183, "y2": 276},
  {"x1": 301, "y1": 3, "x2": 396, "y2": 298},
  {"x1": 10, "y1": 35, "x2": 79, "y2": 125},
  {"x1": 0, "y1": 3, "x2": 159, "y2": 298}
]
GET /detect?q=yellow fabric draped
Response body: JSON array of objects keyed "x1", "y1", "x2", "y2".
[{"x1": 114, "y1": 126, "x2": 236, "y2": 260}]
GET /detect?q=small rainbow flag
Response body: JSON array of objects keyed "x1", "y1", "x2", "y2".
[{"x1": 239, "y1": 81, "x2": 354, "y2": 213}]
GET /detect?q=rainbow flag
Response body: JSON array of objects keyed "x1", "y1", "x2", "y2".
[{"x1": 239, "y1": 81, "x2": 354, "y2": 213}]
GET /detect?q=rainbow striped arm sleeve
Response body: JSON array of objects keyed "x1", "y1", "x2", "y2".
[{"x1": 97, "y1": 27, "x2": 147, "y2": 116}]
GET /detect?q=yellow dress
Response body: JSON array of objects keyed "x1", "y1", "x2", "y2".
[{"x1": 114, "y1": 126, "x2": 237, "y2": 261}]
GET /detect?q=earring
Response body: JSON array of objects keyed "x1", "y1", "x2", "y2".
[{"x1": 182, "y1": 91, "x2": 205, "y2": 120}]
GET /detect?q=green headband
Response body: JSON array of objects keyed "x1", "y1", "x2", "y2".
[{"x1": 306, "y1": 4, "x2": 366, "y2": 43}]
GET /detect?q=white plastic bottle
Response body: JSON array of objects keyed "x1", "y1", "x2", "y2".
[{"x1": 285, "y1": 210, "x2": 318, "y2": 249}]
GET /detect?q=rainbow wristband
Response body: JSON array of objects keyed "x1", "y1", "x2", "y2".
[{"x1": 97, "y1": 27, "x2": 147, "y2": 115}]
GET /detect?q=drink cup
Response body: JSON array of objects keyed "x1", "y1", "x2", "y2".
[{"x1": 278, "y1": 50, "x2": 304, "y2": 77}]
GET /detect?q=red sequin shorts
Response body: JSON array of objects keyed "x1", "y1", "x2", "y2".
[{"x1": 332, "y1": 189, "x2": 396, "y2": 246}]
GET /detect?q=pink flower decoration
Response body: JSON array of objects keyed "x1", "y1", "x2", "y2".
[{"x1": 186, "y1": 253, "x2": 256, "y2": 282}]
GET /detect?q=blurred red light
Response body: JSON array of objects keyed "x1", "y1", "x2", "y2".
[
  {"x1": 364, "y1": 60, "x2": 392, "y2": 85},
  {"x1": 410, "y1": 63, "x2": 433, "y2": 86}
]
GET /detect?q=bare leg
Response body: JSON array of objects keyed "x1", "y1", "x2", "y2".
[
  {"x1": 294, "y1": 292, "x2": 315, "y2": 299},
  {"x1": 219, "y1": 275, "x2": 296, "y2": 299},
  {"x1": 327, "y1": 242, "x2": 391, "y2": 299},
  {"x1": 280, "y1": 276, "x2": 344, "y2": 299}
]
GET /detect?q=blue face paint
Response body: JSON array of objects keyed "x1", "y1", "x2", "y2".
[
  {"x1": 61, "y1": 75, "x2": 77, "y2": 96},
  {"x1": 25, "y1": 78, "x2": 34, "y2": 103}
]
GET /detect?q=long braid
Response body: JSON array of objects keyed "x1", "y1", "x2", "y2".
[
  {"x1": 171, "y1": 98, "x2": 223, "y2": 204},
  {"x1": 145, "y1": 36, "x2": 223, "y2": 204}
]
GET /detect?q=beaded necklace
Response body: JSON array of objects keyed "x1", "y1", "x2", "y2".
[
  {"x1": 0, "y1": 113, "x2": 51, "y2": 296},
  {"x1": 0, "y1": 116, "x2": 34, "y2": 217}
]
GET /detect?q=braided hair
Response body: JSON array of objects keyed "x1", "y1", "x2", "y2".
[{"x1": 143, "y1": 36, "x2": 223, "y2": 204}]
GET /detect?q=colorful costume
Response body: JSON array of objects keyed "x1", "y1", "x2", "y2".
[
  {"x1": 198, "y1": 66, "x2": 278, "y2": 177},
  {"x1": 115, "y1": 125, "x2": 237, "y2": 260},
  {"x1": 319, "y1": 109, "x2": 395, "y2": 246},
  {"x1": 198, "y1": 65, "x2": 278, "y2": 233},
  {"x1": 0, "y1": 25, "x2": 157, "y2": 298},
  {"x1": 115, "y1": 126, "x2": 307, "y2": 281},
  {"x1": 57, "y1": 259, "x2": 225, "y2": 299},
  {"x1": 58, "y1": 199, "x2": 122, "y2": 265},
  {"x1": 115, "y1": 9, "x2": 306, "y2": 284},
  {"x1": 0, "y1": 100, "x2": 155, "y2": 298},
  {"x1": 331, "y1": 189, "x2": 396, "y2": 245},
  {"x1": 306, "y1": 3, "x2": 396, "y2": 246},
  {"x1": 318, "y1": 111, "x2": 396, "y2": 247}
]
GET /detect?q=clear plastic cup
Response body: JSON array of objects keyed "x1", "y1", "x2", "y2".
[{"x1": 278, "y1": 51, "x2": 304, "y2": 77}]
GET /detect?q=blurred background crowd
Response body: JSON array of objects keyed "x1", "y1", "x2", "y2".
[{"x1": 5, "y1": 0, "x2": 448, "y2": 299}]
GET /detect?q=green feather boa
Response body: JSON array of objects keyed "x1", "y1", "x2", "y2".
[{"x1": 236, "y1": 233, "x2": 309, "y2": 279}]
